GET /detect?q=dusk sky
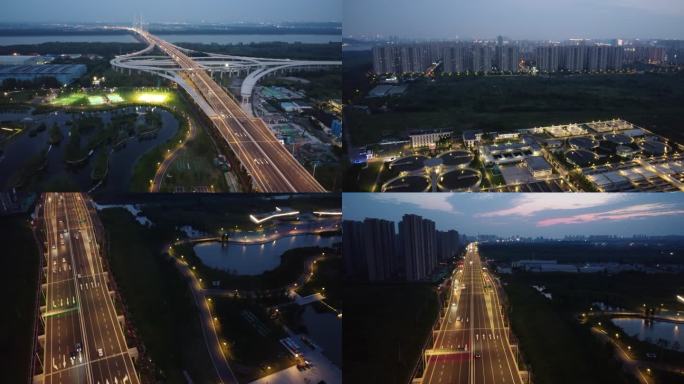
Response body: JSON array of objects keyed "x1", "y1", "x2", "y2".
[
  {"x1": 0, "y1": 0, "x2": 341, "y2": 23},
  {"x1": 344, "y1": 0, "x2": 684, "y2": 40},
  {"x1": 343, "y1": 193, "x2": 684, "y2": 237}
]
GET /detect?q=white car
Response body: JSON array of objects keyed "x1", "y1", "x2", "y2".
[{"x1": 98, "y1": 348, "x2": 104, "y2": 357}]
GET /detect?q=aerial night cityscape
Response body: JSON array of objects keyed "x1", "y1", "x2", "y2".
[
  {"x1": 1, "y1": 0, "x2": 683, "y2": 383},
  {"x1": 344, "y1": 193, "x2": 684, "y2": 384},
  {"x1": 343, "y1": 0, "x2": 684, "y2": 193}
]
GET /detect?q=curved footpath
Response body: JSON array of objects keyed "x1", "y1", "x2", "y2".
[
  {"x1": 150, "y1": 116, "x2": 197, "y2": 192},
  {"x1": 166, "y1": 228, "x2": 342, "y2": 384},
  {"x1": 169, "y1": 252, "x2": 239, "y2": 384}
]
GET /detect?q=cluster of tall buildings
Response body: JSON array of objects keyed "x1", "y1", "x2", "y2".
[
  {"x1": 371, "y1": 41, "x2": 673, "y2": 75},
  {"x1": 535, "y1": 45, "x2": 626, "y2": 72},
  {"x1": 343, "y1": 214, "x2": 461, "y2": 282},
  {"x1": 372, "y1": 42, "x2": 519, "y2": 74}
]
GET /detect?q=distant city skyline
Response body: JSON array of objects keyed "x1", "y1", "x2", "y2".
[
  {"x1": 344, "y1": 0, "x2": 684, "y2": 40},
  {"x1": 0, "y1": 0, "x2": 341, "y2": 23},
  {"x1": 343, "y1": 194, "x2": 684, "y2": 237}
]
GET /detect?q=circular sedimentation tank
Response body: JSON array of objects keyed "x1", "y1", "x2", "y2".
[
  {"x1": 639, "y1": 140, "x2": 669, "y2": 156},
  {"x1": 603, "y1": 133, "x2": 632, "y2": 146},
  {"x1": 382, "y1": 175, "x2": 431, "y2": 192},
  {"x1": 565, "y1": 149, "x2": 598, "y2": 167},
  {"x1": 568, "y1": 137, "x2": 598, "y2": 150},
  {"x1": 437, "y1": 168, "x2": 481, "y2": 191},
  {"x1": 388, "y1": 155, "x2": 428, "y2": 172},
  {"x1": 437, "y1": 150, "x2": 474, "y2": 167}
]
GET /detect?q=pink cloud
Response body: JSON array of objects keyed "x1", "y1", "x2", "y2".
[
  {"x1": 477, "y1": 194, "x2": 622, "y2": 218},
  {"x1": 536, "y1": 203, "x2": 684, "y2": 227}
]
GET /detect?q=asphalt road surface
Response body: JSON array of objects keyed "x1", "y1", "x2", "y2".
[
  {"x1": 41, "y1": 192, "x2": 139, "y2": 384},
  {"x1": 423, "y1": 243, "x2": 523, "y2": 384},
  {"x1": 133, "y1": 28, "x2": 325, "y2": 193}
]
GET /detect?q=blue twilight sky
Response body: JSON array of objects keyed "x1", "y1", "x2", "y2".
[
  {"x1": 343, "y1": 193, "x2": 684, "y2": 237},
  {"x1": 0, "y1": 0, "x2": 341, "y2": 23},
  {"x1": 344, "y1": 0, "x2": 684, "y2": 40}
]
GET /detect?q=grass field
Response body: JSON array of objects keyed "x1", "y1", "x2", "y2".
[
  {"x1": 51, "y1": 92, "x2": 86, "y2": 106},
  {"x1": 87, "y1": 95, "x2": 106, "y2": 105},
  {"x1": 159, "y1": 122, "x2": 229, "y2": 192},
  {"x1": 347, "y1": 71, "x2": 684, "y2": 146},
  {"x1": 107, "y1": 94, "x2": 124, "y2": 103},
  {"x1": 0, "y1": 214, "x2": 40, "y2": 383},
  {"x1": 344, "y1": 283, "x2": 439, "y2": 384},
  {"x1": 49, "y1": 88, "x2": 176, "y2": 109}
]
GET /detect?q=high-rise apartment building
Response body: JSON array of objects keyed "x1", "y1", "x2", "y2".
[
  {"x1": 400, "y1": 214, "x2": 438, "y2": 281},
  {"x1": 343, "y1": 220, "x2": 367, "y2": 278},
  {"x1": 437, "y1": 230, "x2": 460, "y2": 260},
  {"x1": 536, "y1": 46, "x2": 562, "y2": 72},
  {"x1": 496, "y1": 45, "x2": 520, "y2": 72},
  {"x1": 472, "y1": 45, "x2": 493, "y2": 73},
  {"x1": 362, "y1": 218, "x2": 397, "y2": 281}
]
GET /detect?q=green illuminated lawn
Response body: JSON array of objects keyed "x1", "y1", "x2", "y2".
[
  {"x1": 87, "y1": 96, "x2": 106, "y2": 105},
  {"x1": 134, "y1": 91, "x2": 172, "y2": 104},
  {"x1": 51, "y1": 93, "x2": 86, "y2": 106},
  {"x1": 49, "y1": 89, "x2": 175, "y2": 108},
  {"x1": 107, "y1": 94, "x2": 124, "y2": 103}
]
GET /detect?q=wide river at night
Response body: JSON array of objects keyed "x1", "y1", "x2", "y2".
[{"x1": 0, "y1": 34, "x2": 340, "y2": 45}]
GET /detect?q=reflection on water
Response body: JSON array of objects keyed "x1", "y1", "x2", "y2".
[
  {"x1": 300, "y1": 304, "x2": 342, "y2": 367},
  {"x1": 611, "y1": 318, "x2": 683, "y2": 350},
  {"x1": 193, "y1": 234, "x2": 339, "y2": 275}
]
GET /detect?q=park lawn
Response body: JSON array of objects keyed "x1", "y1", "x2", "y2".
[
  {"x1": 99, "y1": 208, "x2": 219, "y2": 384},
  {"x1": 159, "y1": 123, "x2": 229, "y2": 192},
  {"x1": 344, "y1": 283, "x2": 439, "y2": 384},
  {"x1": 0, "y1": 214, "x2": 40, "y2": 383},
  {"x1": 502, "y1": 276, "x2": 640, "y2": 384}
]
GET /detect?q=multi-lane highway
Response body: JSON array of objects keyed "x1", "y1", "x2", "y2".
[
  {"x1": 423, "y1": 243, "x2": 523, "y2": 384},
  {"x1": 40, "y1": 192, "x2": 139, "y2": 384},
  {"x1": 129, "y1": 28, "x2": 326, "y2": 193}
]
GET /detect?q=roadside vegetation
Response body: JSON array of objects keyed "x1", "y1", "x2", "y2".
[
  {"x1": 99, "y1": 208, "x2": 219, "y2": 384},
  {"x1": 344, "y1": 283, "x2": 440, "y2": 384},
  {"x1": 0, "y1": 213, "x2": 40, "y2": 383},
  {"x1": 501, "y1": 276, "x2": 640, "y2": 384},
  {"x1": 346, "y1": 65, "x2": 684, "y2": 146},
  {"x1": 297, "y1": 253, "x2": 342, "y2": 310}
]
